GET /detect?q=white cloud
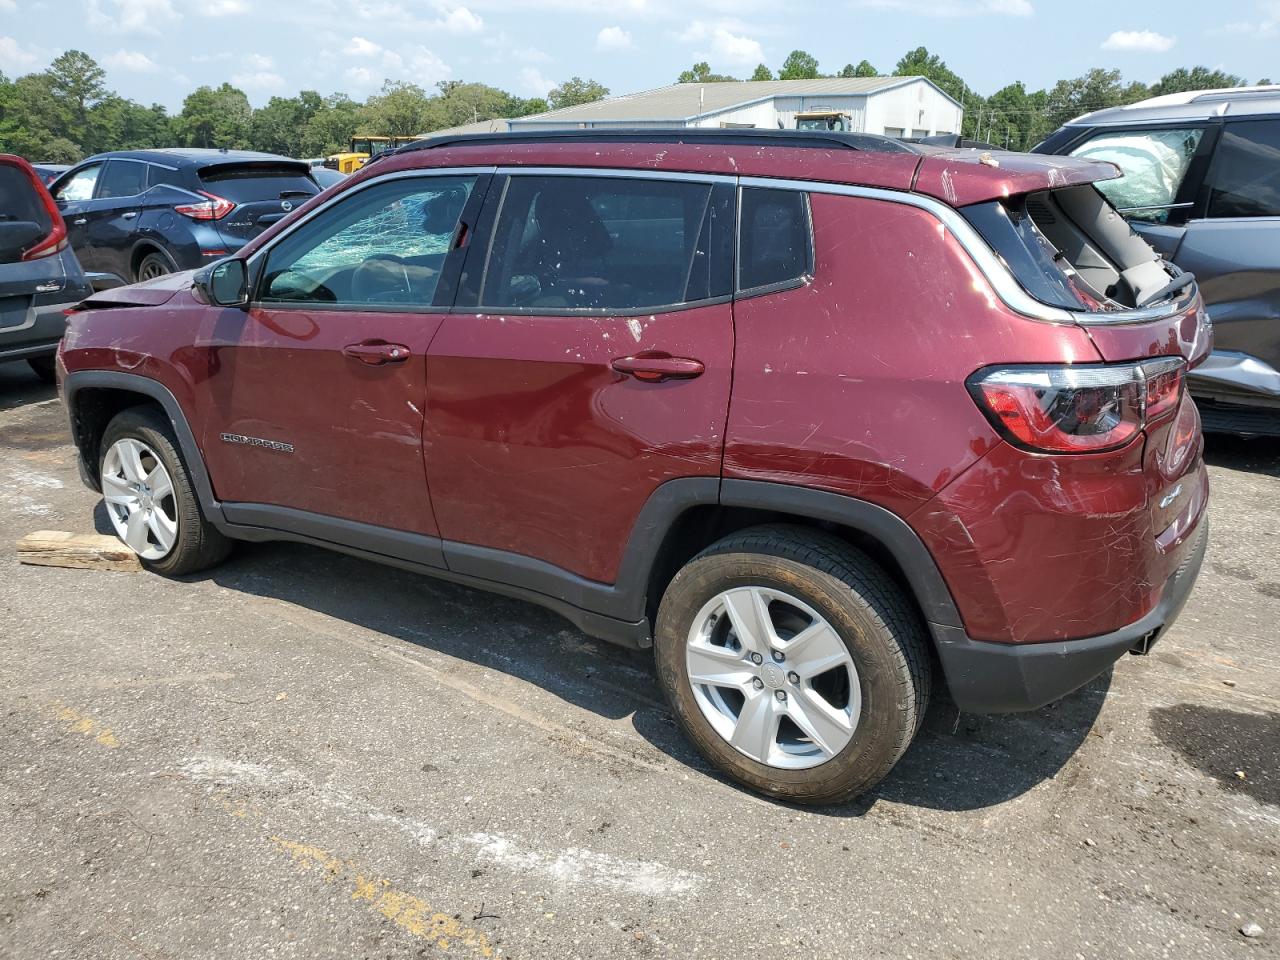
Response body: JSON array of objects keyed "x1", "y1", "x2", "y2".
[
  {"x1": 406, "y1": 46, "x2": 452, "y2": 85},
  {"x1": 104, "y1": 49, "x2": 158, "y2": 72},
  {"x1": 520, "y1": 66, "x2": 554, "y2": 98},
  {"x1": 0, "y1": 0, "x2": 16, "y2": 11},
  {"x1": 1216, "y1": 1, "x2": 1279, "y2": 38},
  {"x1": 434, "y1": 3, "x2": 483, "y2": 33},
  {"x1": 346, "y1": 65, "x2": 376, "y2": 87},
  {"x1": 1101, "y1": 29, "x2": 1176, "y2": 53},
  {"x1": 854, "y1": 0, "x2": 1032, "y2": 15},
  {"x1": 231, "y1": 70, "x2": 284, "y2": 90},
  {"x1": 677, "y1": 20, "x2": 764, "y2": 66},
  {"x1": 243, "y1": 53, "x2": 274, "y2": 70},
  {"x1": 345, "y1": 36, "x2": 382, "y2": 56},
  {"x1": 194, "y1": 0, "x2": 247, "y2": 14},
  {"x1": 0, "y1": 35, "x2": 39, "y2": 69},
  {"x1": 87, "y1": 0, "x2": 179, "y2": 34},
  {"x1": 596, "y1": 26, "x2": 631, "y2": 50}
]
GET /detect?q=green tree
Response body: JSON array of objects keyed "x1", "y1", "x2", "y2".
[
  {"x1": 678, "y1": 61, "x2": 737, "y2": 83},
  {"x1": 47, "y1": 50, "x2": 107, "y2": 149},
  {"x1": 847, "y1": 60, "x2": 878, "y2": 78},
  {"x1": 1043, "y1": 68, "x2": 1129, "y2": 129},
  {"x1": 506, "y1": 96, "x2": 548, "y2": 117},
  {"x1": 1149, "y1": 66, "x2": 1245, "y2": 97},
  {"x1": 778, "y1": 50, "x2": 820, "y2": 81},
  {"x1": 547, "y1": 77, "x2": 609, "y2": 110},
  {"x1": 893, "y1": 46, "x2": 965, "y2": 101},
  {"x1": 93, "y1": 96, "x2": 172, "y2": 150},
  {"x1": 750, "y1": 64, "x2": 774, "y2": 81},
  {"x1": 0, "y1": 73, "x2": 73, "y2": 158},
  {"x1": 301, "y1": 93, "x2": 361, "y2": 156},
  {"x1": 177, "y1": 83, "x2": 252, "y2": 148},
  {"x1": 361, "y1": 80, "x2": 435, "y2": 136}
]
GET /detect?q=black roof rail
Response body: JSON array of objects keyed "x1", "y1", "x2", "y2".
[{"x1": 385, "y1": 127, "x2": 922, "y2": 159}]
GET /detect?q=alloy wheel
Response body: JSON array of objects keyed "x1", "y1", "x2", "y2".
[
  {"x1": 685, "y1": 586, "x2": 860, "y2": 769},
  {"x1": 102, "y1": 438, "x2": 179, "y2": 560},
  {"x1": 138, "y1": 259, "x2": 170, "y2": 281}
]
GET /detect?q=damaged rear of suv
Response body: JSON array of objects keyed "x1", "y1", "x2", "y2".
[{"x1": 59, "y1": 131, "x2": 1208, "y2": 804}]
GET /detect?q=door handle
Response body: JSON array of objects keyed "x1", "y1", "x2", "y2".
[
  {"x1": 342, "y1": 340, "x2": 411, "y2": 365},
  {"x1": 72, "y1": 218, "x2": 87, "y2": 226},
  {"x1": 611, "y1": 354, "x2": 705, "y2": 382},
  {"x1": 122, "y1": 212, "x2": 137, "y2": 220}
]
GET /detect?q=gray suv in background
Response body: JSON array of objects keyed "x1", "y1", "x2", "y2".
[
  {"x1": 1035, "y1": 86, "x2": 1280, "y2": 435},
  {"x1": 0, "y1": 154, "x2": 92, "y2": 383}
]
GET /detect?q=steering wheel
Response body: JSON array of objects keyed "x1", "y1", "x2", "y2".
[{"x1": 350, "y1": 253, "x2": 414, "y2": 303}]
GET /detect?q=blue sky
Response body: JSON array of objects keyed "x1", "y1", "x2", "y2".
[{"x1": 0, "y1": 0, "x2": 1275, "y2": 111}]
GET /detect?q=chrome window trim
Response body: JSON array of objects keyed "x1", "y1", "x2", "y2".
[{"x1": 494, "y1": 166, "x2": 737, "y2": 186}]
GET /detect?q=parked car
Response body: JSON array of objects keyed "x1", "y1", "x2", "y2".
[
  {"x1": 47, "y1": 149, "x2": 321, "y2": 289},
  {"x1": 31, "y1": 163, "x2": 70, "y2": 186},
  {"x1": 1034, "y1": 86, "x2": 1280, "y2": 435},
  {"x1": 58, "y1": 129, "x2": 1209, "y2": 803},
  {"x1": 0, "y1": 154, "x2": 92, "y2": 382},
  {"x1": 310, "y1": 166, "x2": 347, "y2": 190}
]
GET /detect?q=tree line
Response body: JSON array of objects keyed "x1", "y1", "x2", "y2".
[
  {"x1": 1, "y1": 45, "x2": 1271, "y2": 163},
  {"x1": 0, "y1": 51, "x2": 609, "y2": 162},
  {"x1": 680, "y1": 47, "x2": 1272, "y2": 150}
]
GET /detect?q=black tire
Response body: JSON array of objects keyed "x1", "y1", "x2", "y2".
[
  {"x1": 26, "y1": 355, "x2": 57, "y2": 383},
  {"x1": 135, "y1": 252, "x2": 172, "y2": 283},
  {"x1": 654, "y1": 524, "x2": 931, "y2": 805},
  {"x1": 99, "y1": 406, "x2": 232, "y2": 576}
]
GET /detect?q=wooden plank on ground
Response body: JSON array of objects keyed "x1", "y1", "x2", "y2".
[{"x1": 16, "y1": 531, "x2": 141, "y2": 572}]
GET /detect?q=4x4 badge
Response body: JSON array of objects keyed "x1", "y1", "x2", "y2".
[{"x1": 220, "y1": 432, "x2": 294, "y2": 454}]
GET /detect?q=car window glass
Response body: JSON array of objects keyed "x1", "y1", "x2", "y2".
[
  {"x1": 97, "y1": 160, "x2": 148, "y2": 199},
  {"x1": 200, "y1": 164, "x2": 318, "y2": 203},
  {"x1": 1206, "y1": 120, "x2": 1280, "y2": 218},
  {"x1": 148, "y1": 165, "x2": 185, "y2": 190},
  {"x1": 260, "y1": 175, "x2": 475, "y2": 307},
  {"x1": 55, "y1": 163, "x2": 102, "y2": 202},
  {"x1": 738, "y1": 187, "x2": 812, "y2": 291},
  {"x1": 1069, "y1": 128, "x2": 1203, "y2": 223},
  {"x1": 480, "y1": 175, "x2": 716, "y2": 311}
]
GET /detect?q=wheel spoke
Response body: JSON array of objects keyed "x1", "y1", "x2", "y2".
[
  {"x1": 784, "y1": 621, "x2": 851, "y2": 679},
  {"x1": 786, "y1": 691, "x2": 854, "y2": 758},
  {"x1": 145, "y1": 465, "x2": 173, "y2": 501},
  {"x1": 686, "y1": 643, "x2": 753, "y2": 689},
  {"x1": 721, "y1": 588, "x2": 776, "y2": 654},
  {"x1": 148, "y1": 509, "x2": 177, "y2": 552},
  {"x1": 729, "y1": 690, "x2": 778, "y2": 760},
  {"x1": 124, "y1": 510, "x2": 150, "y2": 553},
  {"x1": 101, "y1": 473, "x2": 137, "y2": 506},
  {"x1": 116, "y1": 440, "x2": 147, "y2": 484}
]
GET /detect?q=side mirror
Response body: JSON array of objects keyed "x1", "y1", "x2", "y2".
[{"x1": 194, "y1": 259, "x2": 249, "y2": 308}]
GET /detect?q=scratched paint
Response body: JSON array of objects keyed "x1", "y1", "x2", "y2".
[
  {"x1": 52, "y1": 703, "x2": 119, "y2": 748},
  {"x1": 270, "y1": 837, "x2": 496, "y2": 957}
]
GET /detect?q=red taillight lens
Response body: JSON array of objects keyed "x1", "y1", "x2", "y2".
[
  {"x1": 174, "y1": 191, "x2": 235, "y2": 221},
  {"x1": 0, "y1": 155, "x2": 69, "y2": 261},
  {"x1": 968, "y1": 358, "x2": 1185, "y2": 454}
]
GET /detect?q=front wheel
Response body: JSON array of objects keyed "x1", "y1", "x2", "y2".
[
  {"x1": 654, "y1": 525, "x2": 931, "y2": 805},
  {"x1": 99, "y1": 406, "x2": 231, "y2": 576}
]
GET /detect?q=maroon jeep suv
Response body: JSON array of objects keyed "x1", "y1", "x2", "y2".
[{"x1": 58, "y1": 130, "x2": 1210, "y2": 804}]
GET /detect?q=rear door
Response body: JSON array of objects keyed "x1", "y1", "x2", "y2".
[
  {"x1": 85, "y1": 158, "x2": 148, "y2": 282},
  {"x1": 197, "y1": 162, "x2": 320, "y2": 249},
  {"x1": 195, "y1": 171, "x2": 487, "y2": 540},
  {"x1": 424, "y1": 171, "x2": 735, "y2": 584}
]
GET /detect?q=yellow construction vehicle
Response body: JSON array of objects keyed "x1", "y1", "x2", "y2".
[
  {"x1": 795, "y1": 110, "x2": 852, "y2": 132},
  {"x1": 324, "y1": 135, "x2": 420, "y2": 174}
]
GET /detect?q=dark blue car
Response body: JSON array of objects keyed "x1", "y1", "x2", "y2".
[{"x1": 48, "y1": 149, "x2": 321, "y2": 288}]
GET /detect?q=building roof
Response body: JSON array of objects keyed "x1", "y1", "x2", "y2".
[
  {"x1": 419, "y1": 118, "x2": 511, "y2": 138},
  {"x1": 514, "y1": 76, "x2": 960, "y2": 125},
  {"x1": 1069, "y1": 85, "x2": 1280, "y2": 126}
]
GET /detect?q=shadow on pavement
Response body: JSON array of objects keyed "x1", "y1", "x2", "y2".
[
  {"x1": 0, "y1": 360, "x2": 57, "y2": 411},
  {"x1": 175, "y1": 537, "x2": 1103, "y2": 815},
  {"x1": 1202, "y1": 432, "x2": 1280, "y2": 477}
]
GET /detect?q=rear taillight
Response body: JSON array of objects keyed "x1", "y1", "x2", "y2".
[
  {"x1": 968, "y1": 358, "x2": 1185, "y2": 454},
  {"x1": 174, "y1": 191, "x2": 235, "y2": 220},
  {"x1": 0, "y1": 156, "x2": 68, "y2": 261}
]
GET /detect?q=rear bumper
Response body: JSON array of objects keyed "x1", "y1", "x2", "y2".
[
  {"x1": 933, "y1": 517, "x2": 1208, "y2": 713},
  {"x1": 0, "y1": 300, "x2": 72, "y2": 361}
]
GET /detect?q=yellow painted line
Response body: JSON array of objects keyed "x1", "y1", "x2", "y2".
[
  {"x1": 52, "y1": 703, "x2": 120, "y2": 748},
  {"x1": 269, "y1": 837, "x2": 496, "y2": 957}
]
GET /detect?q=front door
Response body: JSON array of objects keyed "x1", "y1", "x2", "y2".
[
  {"x1": 194, "y1": 171, "x2": 487, "y2": 538},
  {"x1": 52, "y1": 162, "x2": 103, "y2": 272},
  {"x1": 425, "y1": 171, "x2": 735, "y2": 583}
]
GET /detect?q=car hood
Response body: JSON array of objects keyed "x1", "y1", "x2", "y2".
[{"x1": 74, "y1": 270, "x2": 197, "y2": 310}]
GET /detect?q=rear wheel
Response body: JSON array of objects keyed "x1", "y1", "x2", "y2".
[
  {"x1": 654, "y1": 524, "x2": 931, "y2": 804},
  {"x1": 135, "y1": 252, "x2": 172, "y2": 282},
  {"x1": 26, "y1": 355, "x2": 56, "y2": 383},
  {"x1": 99, "y1": 407, "x2": 231, "y2": 576}
]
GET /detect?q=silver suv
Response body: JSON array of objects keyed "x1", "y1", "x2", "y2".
[{"x1": 1035, "y1": 86, "x2": 1280, "y2": 436}]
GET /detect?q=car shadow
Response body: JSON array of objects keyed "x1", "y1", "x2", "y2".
[
  {"x1": 0, "y1": 360, "x2": 57, "y2": 410},
  {"x1": 158, "y1": 533, "x2": 1104, "y2": 815},
  {"x1": 1202, "y1": 432, "x2": 1280, "y2": 477}
]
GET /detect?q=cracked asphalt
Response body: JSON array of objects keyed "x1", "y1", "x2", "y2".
[{"x1": 1, "y1": 359, "x2": 1277, "y2": 959}]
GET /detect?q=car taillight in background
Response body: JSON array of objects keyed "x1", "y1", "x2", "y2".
[
  {"x1": 174, "y1": 191, "x2": 236, "y2": 221},
  {"x1": 968, "y1": 358, "x2": 1185, "y2": 453}
]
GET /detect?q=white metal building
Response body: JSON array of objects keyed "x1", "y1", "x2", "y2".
[{"x1": 507, "y1": 77, "x2": 963, "y2": 138}]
